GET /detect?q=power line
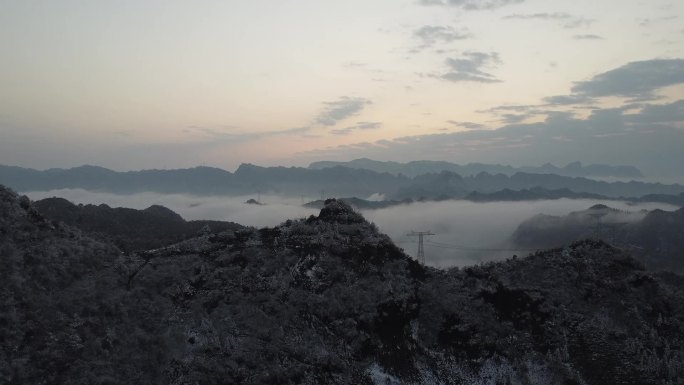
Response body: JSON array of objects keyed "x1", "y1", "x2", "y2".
[
  {"x1": 398, "y1": 235, "x2": 540, "y2": 257},
  {"x1": 588, "y1": 212, "x2": 606, "y2": 239},
  {"x1": 425, "y1": 240, "x2": 538, "y2": 252}
]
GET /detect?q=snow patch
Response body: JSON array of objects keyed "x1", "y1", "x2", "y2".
[{"x1": 367, "y1": 363, "x2": 402, "y2": 385}]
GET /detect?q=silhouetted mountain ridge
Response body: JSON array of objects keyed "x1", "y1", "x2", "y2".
[
  {"x1": 2, "y1": 164, "x2": 682, "y2": 201},
  {"x1": 465, "y1": 187, "x2": 606, "y2": 201},
  {"x1": 309, "y1": 158, "x2": 643, "y2": 178}
]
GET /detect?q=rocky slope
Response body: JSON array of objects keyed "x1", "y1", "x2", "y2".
[{"x1": 2, "y1": 185, "x2": 684, "y2": 384}]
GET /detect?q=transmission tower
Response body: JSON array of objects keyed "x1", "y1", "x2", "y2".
[
  {"x1": 588, "y1": 212, "x2": 606, "y2": 239},
  {"x1": 407, "y1": 231, "x2": 435, "y2": 264}
]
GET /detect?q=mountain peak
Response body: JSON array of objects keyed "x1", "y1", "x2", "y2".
[
  {"x1": 234, "y1": 163, "x2": 261, "y2": 173},
  {"x1": 142, "y1": 204, "x2": 185, "y2": 222},
  {"x1": 315, "y1": 198, "x2": 366, "y2": 224}
]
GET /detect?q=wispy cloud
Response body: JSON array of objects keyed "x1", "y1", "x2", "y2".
[
  {"x1": 433, "y1": 52, "x2": 502, "y2": 83},
  {"x1": 479, "y1": 104, "x2": 546, "y2": 117},
  {"x1": 331, "y1": 121, "x2": 383, "y2": 135},
  {"x1": 447, "y1": 120, "x2": 487, "y2": 129},
  {"x1": 542, "y1": 94, "x2": 595, "y2": 106},
  {"x1": 316, "y1": 97, "x2": 372, "y2": 126},
  {"x1": 477, "y1": 103, "x2": 548, "y2": 124},
  {"x1": 638, "y1": 15, "x2": 678, "y2": 27},
  {"x1": 413, "y1": 25, "x2": 472, "y2": 50},
  {"x1": 500, "y1": 114, "x2": 529, "y2": 124},
  {"x1": 503, "y1": 13, "x2": 594, "y2": 29},
  {"x1": 342, "y1": 61, "x2": 367, "y2": 68},
  {"x1": 503, "y1": 12, "x2": 566, "y2": 20},
  {"x1": 419, "y1": 0, "x2": 524, "y2": 11},
  {"x1": 573, "y1": 34, "x2": 603, "y2": 40}
]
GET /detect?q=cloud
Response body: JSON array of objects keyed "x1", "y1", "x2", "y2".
[
  {"x1": 500, "y1": 114, "x2": 529, "y2": 124},
  {"x1": 419, "y1": 0, "x2": 524, "y2": 10},
  {"x1": 355, "y1": 121, "x2": 383, "y2": 130},
  {"x1": 413, "y1": 25, "x2": 472, "y2": 49},
  {"x1": 571, "y1": 59, "x2": 684, "y2": 99},
  {"x1": 503, "y1": 12, "x2": 565, "y2": 20},
  {"x1": 316, "y1": 97, "x2": 372, "y2": 126},
  {"x1": 503, "y1": 12, "x2": 594, "y2": 28},
  {"x1": 118, "y1": 59, "x2": 684, "y2": 183},
  {"x1": 434, "y1": 52, "x2": 502, "y2": 83},
  {"x1": 573, "y1": 34, "x2": 603, "y2": 40},
  {"x1": 447, "y1": 120, "x2": 487, "y2": 129},
  {"x1": 476, "y1": 103, "x2": 556, "y2": 124},
  {"x1": 638, "y1": 16, "x2": 678, "y2": 27},
  {"x1": 625, "y1": 99, "x2": 684, "y2": 124},
  {"x1": 542, "y1": 94, "x2": 595, "y2": 106},
  {"x1": 304, "y1": 59, "x2": 684, "y2": 180},
  {"x1": 301, "y1": 100, "x2": 684, "y2": 180},
  {"x1": 479, "y1": 104, "x2": 549, "y2": 120},
  {"x1": 331, "y1": 121, "x2": 383, "y2": 135},
  {"x1": 342, "y1": 61, "x2": 367, "y2": 68}
]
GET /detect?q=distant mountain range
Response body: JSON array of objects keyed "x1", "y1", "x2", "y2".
[
  {"x1": 2, "y1": 185, "x2": 684, "y2": 384},
  {"x1": 511, "y1": 204, "x2": 684, "y2": 273},
  {"x1": 0, "y1": 164, "x2": 405, "y2": 197},
  {"x1": 2, "y1": 163, "x2": 683, "y2": 203},
  {"x1": 309, "y1": 158, "x2": 644, "y2": 178},
  {"x1": 387, "y1": 170, "x2": 684, "y2": 202}
]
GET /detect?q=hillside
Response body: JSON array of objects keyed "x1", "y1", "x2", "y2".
[
  {"x1": 2, "y1": 185, "x2": 684, "y2": 384},
  {"x1": 32, "y1": 197, "x2": 244, "y2": 252},
  {"x1": 511, "y1": 205, "x2": 684, "y2": 273}
]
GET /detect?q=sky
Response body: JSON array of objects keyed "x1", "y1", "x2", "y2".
[{"x1": 1, "y1": 0, "x2": 683, "y2": 180}]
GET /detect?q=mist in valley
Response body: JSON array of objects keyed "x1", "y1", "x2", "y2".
[
  {"x1": 363, "y1": 199, "x2": 677, "y2": 267},
  {"x1": 24, "y1": 189, "x2": 680, "y2": 268},
  {"x1": 24, "y1": 189, "x2": 320, "y2": 229}
]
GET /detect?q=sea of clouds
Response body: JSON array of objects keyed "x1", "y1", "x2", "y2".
[{"x1": 24, "y1": 189, "x2": 679, "y2": 267}]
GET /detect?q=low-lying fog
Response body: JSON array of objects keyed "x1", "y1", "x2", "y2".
[{"x1": 25, "y1": 189, "x2": 680, "y2": 268}]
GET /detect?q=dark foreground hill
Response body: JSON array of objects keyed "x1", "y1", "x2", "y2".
[
  {"x1": 2, "y1": 185, "x2": 684, "y2": 384},
  {"x1": 32, "y1": 197, "x2": 244, "y2": 252},
  {"x1": 511, "y1": 204, "x2": 684, "y2": 273}
]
